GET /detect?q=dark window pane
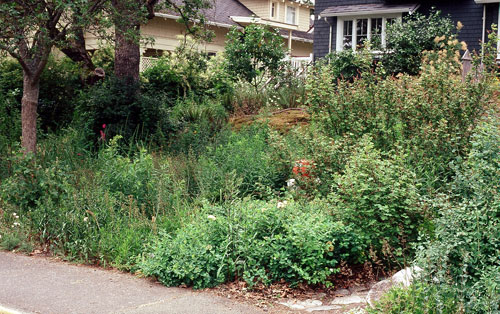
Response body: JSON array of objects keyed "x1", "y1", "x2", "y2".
[{"x1": 343, "y1": 20, "x2": 353, "y2": 49}]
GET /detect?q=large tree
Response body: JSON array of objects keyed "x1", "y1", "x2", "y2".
[
  {"x1": 0, "y1": 0, "x2": 106, "y2": 153},
  {"x1": 111, "y1": 0, "x2": 213, "y2": 82}
]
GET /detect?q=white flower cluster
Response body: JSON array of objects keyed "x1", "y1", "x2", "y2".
[
  {"x1": 277, "y1": 200, "x2": 288, "y2": 208},
  {"x1": 11, "y1": 212, "x2": 20, "y2": 228}
]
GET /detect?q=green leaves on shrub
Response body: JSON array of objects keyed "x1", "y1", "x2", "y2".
[
  {"x1": 383, "y1": 10, "x2": 455, "y2": 75},
  {"x1": 225, "y1": 24, "x2": 286, "y2": 91},
  {"x1": 139, "y1": 199, "x2": 366, "y2": 289},
  {"x1": 329, "y1": 136, "x2": 423, "y2": 267},
  {"x1": 196, "y1": 126, "x2": 287, "y2": 201}
]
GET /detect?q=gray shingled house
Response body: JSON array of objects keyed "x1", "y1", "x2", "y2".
[{"x1": 313, "y1": 0, "x2": 500, "y2": 59}]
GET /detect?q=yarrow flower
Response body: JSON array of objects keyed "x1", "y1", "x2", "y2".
[
  {"x1": 207, "y1": 215, "x2": 216, "y2": 220},
  {"x1": 277, "y1": 200, "x2": 288, "y2": 208},
  {"x1": 83, "y1": 217, "x2": 89, "y2": 222}
]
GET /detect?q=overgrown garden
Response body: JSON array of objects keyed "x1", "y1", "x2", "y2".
[{"x1": 1, "y1": 9, "x2": 499, "y2": 313}]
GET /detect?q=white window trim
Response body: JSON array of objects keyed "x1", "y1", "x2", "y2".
[
  {"x1": 336, "y1": 14, "x2": 402, "y2": 52},
  {"x1": 286, "y1": 5, "x2": 298, "y2": 25},
  {"x1": 270, "y1": 1, "x2": 279, "y2": 20}
]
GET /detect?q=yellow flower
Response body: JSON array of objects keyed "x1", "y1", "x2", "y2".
[{"x1": 457, "y1": 21, "x2": 463, "y2": 31}]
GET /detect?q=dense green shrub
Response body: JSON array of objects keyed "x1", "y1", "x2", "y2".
[
  {"x1": 382, "y1": 10, "x2": 455, "y2": 75},
  {"x1": 0, "y1": 56, "x2": 83, "y2": 132},
  {"x1": 372, "y1": 115, "x2": 500, "y2": 313},
  {"x1": 142, "y1": 40, "x2": 233, "y2": 101},
  {"x1": 167, "y1": 96, "x2": 229, "y2": 154},
  {"x1": 225, "y1": 24, "x2": 286, "y2": 91},
  {"x1": 315, "y1": 49, "x2": 372, "y2": 83},
  {"x1": 329, "y1": 136, "x2": 423, "y2": 267},
  {"x1": 74, "y1": 76, "x2": 172, "y2": 144},
  {"x1": 139, "y1": 199, "x2": 366, "y2": 289},
  {"x1": 196, "y1": 125, "x2": 287, "y2": 201},
  {"x1": 307, "y1": 41, "x2": 494, "y2": 190}
]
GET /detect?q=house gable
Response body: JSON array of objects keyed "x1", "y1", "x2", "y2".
[{"x1": 314, "y1": 0, "x2": 500, "y2": 60}]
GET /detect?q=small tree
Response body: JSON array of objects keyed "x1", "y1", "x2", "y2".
[
  {"x1": 0, "y1": 0, "x2": 105, "y2": 153},
  {"x1": 225, "y1": 24, "x2": 286, "y2": 91},
  {"x1": 382, "y1": 10, "x2": 455, "y2": 75}
]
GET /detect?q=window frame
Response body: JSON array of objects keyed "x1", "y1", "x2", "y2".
[
  {"x1": 286, "y1": 5, "x2": 298, "y2": 25},
  {"x1": 270, "y1": 2, "x2": 279, "y2": 19},
  {"x1": 336, "y1": 14, "x2": 402, "y2": 52}
]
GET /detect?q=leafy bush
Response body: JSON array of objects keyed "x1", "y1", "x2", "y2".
[
  {"x1": 307, "y1": 40, "x2": 495, "y2": 190},
  {"x1": 412, "y1": 116, "x2": 500, "y2": 312},
  {"x1": 74, "y1": 76, "x2": 172, "y2": 144},
  {"x1": 167, "y1": 96, "x2": 229, "y2": 154},
  {"x1": 382, "y1": 10, "x2": 455, "y2": 75},
  {"x1": 315, "y1": 49, "x2": 372, "y2": 83},
  {"x1": 142, "y1": 39, "x2": 233, "y2": 101},
  {"x1": 329, "y1": 136, "x2": 423, "y2": 268},
  {"x1": 196, "y1": 125, "x2": 287, "y2": 201},
  {"x1": 225, "y1": 24, "x2": 286, "y2": 91},
  {"x1": 139, "y1": 199, "x2": 366, "y2": 289},
  {"x1": 0, "y1": 56, "x2": 83, "y2": 132}
]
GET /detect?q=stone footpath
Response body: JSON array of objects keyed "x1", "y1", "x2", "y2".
[{"x1": 277, "y1": 267, "x2": 421, "y2": 313}]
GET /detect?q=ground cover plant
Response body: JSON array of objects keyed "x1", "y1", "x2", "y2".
[{"x1": 0, "y1": 16, "x2": 499, "y2": 312}]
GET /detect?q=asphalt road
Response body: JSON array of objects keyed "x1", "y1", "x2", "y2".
[{"x1": 0, "y1": 251, "x2": 264, "y2": 314}]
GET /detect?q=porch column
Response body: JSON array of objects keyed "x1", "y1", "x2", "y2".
[
  {"x1": 497, "y1": 3, "x2": 500, "y2": 59},
  {"x1": 288, "y1": 30, "x2": 292, "y2": 52}
]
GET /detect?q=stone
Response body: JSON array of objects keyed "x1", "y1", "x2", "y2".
[
  {"x1": 366, "y1": 279, "x2": 393, "y2": 308},
  {"x1": 391, "y1": 266, "x2": 422, "y2": 287},
  {"x1": 334, "y1": 288, "x2": 351, "y2": 297},
  {"x1": 348, "y1": 284, "x2": 369, "y2": 293},
  {"x1": 278, "y1": 299, "x2": 322, "y2": 310},
  {"x1": 331, "y1": 295, "x2": 366, "y2": 305},
  {"x1": 366, "y1": 266, "x2": 423, "y2": 307},
  {"x1": 305, "y1": 305, "x2": 342, "y2": 312}
]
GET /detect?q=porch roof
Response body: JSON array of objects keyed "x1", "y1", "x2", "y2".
[{"x1": 320, "y1": 3, "x2": 419, "y2": 18}]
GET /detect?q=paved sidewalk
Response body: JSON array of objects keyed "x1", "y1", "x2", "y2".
[{"x1": 0, "y1": 251, "x2": 264, "y2": 314}]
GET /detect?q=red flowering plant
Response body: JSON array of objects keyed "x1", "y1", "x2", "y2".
[{"x1": 99, "y1": 124, "x2": 106, "y2": 142}]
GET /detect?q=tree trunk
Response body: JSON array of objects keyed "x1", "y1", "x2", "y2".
[
  {"x1": 21, "y1": 74, "x2": 40, "y2": 154},
  {"x1": 114, "y1": 23, "x2": 141, "y2": 83}
]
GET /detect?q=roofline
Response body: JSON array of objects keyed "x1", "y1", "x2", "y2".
[
  {"x1": 155, "y1": 12, "x2": 239, "y2": 29},
  {"x1": 475, "y1": 0, "x2": 500, "y2": 3},
  {"x1": 320, "y1": 5, "x2": 420, "y2": 18},
  {"x1": 154, "y1": 12, "x2": 310, "y2": 43},
  {"x1": 230, "y1": 16, "x2": 299, "y2": 30}
]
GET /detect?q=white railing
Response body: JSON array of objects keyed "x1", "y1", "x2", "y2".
[
  {"x1": 140, "y1": 57, "x2": 159, "y2": 72},
  {"x1": 290, "y1": 56, "x2": 312, "y2": 69}
]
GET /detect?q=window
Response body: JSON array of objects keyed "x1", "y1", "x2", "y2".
[
  {"x1": 343, "y1": 20, "x2": 353, "y2": 50},
  {"x1": 356, "y1": 19, "x2": 368, "y2": 48},
  {"x1": 286, "y1": 6, "x2": 297, "y2": 24},
  {"x1": 271, "y1": 2, "x2": 277, "y2": 18},
  {"x1": 336, "y1": 15, "x2": 401, "y2": 52},
  {"x1": 371, "y1": 18, "x2": 383, "y2": 50}
]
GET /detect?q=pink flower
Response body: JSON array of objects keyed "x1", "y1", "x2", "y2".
[
  {"x1": 102, "y1": 124, "x2": 106, "y2": 129},
  {"x1": 100, "y1": 130, "x2": 106, "y2": 141}
]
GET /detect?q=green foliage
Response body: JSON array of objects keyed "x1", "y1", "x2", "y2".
[
  {"x1": 142, "y1": 39, "x2": 233, "y2": 102},
  {"x1": 367, "y1": 282, "x2": 459, "y2": 314},
  {"x1": 196, "y1": 125, "x2": 287, "y2": 201},
  {"x1": 307, "y1": 41, "x2": 494, "y2": 190},
  {"x1": 139, "y1": 199, "x2": 366, "y2": 289},
  {"x1": 317, "y1": 49, "x2": 372, "y2": 83},
  {"x1": 382, "y1": 10, "x2": 455, "y2": 75},
  {"x1": 0, "y1": 56, "x2": 83, "y2": 132},
  {"x1": 74, "y1": 76, "x2": 171, "y2": 144},
  {"x1": 329, "y1": 136, "x2": 423, "y2": 267},
  {"x1": 225, "y1": 24, "x2": 286, "y2": 90},
  {"x1": 167, "y1": 96, "x2": 229, "y2": 154}
]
